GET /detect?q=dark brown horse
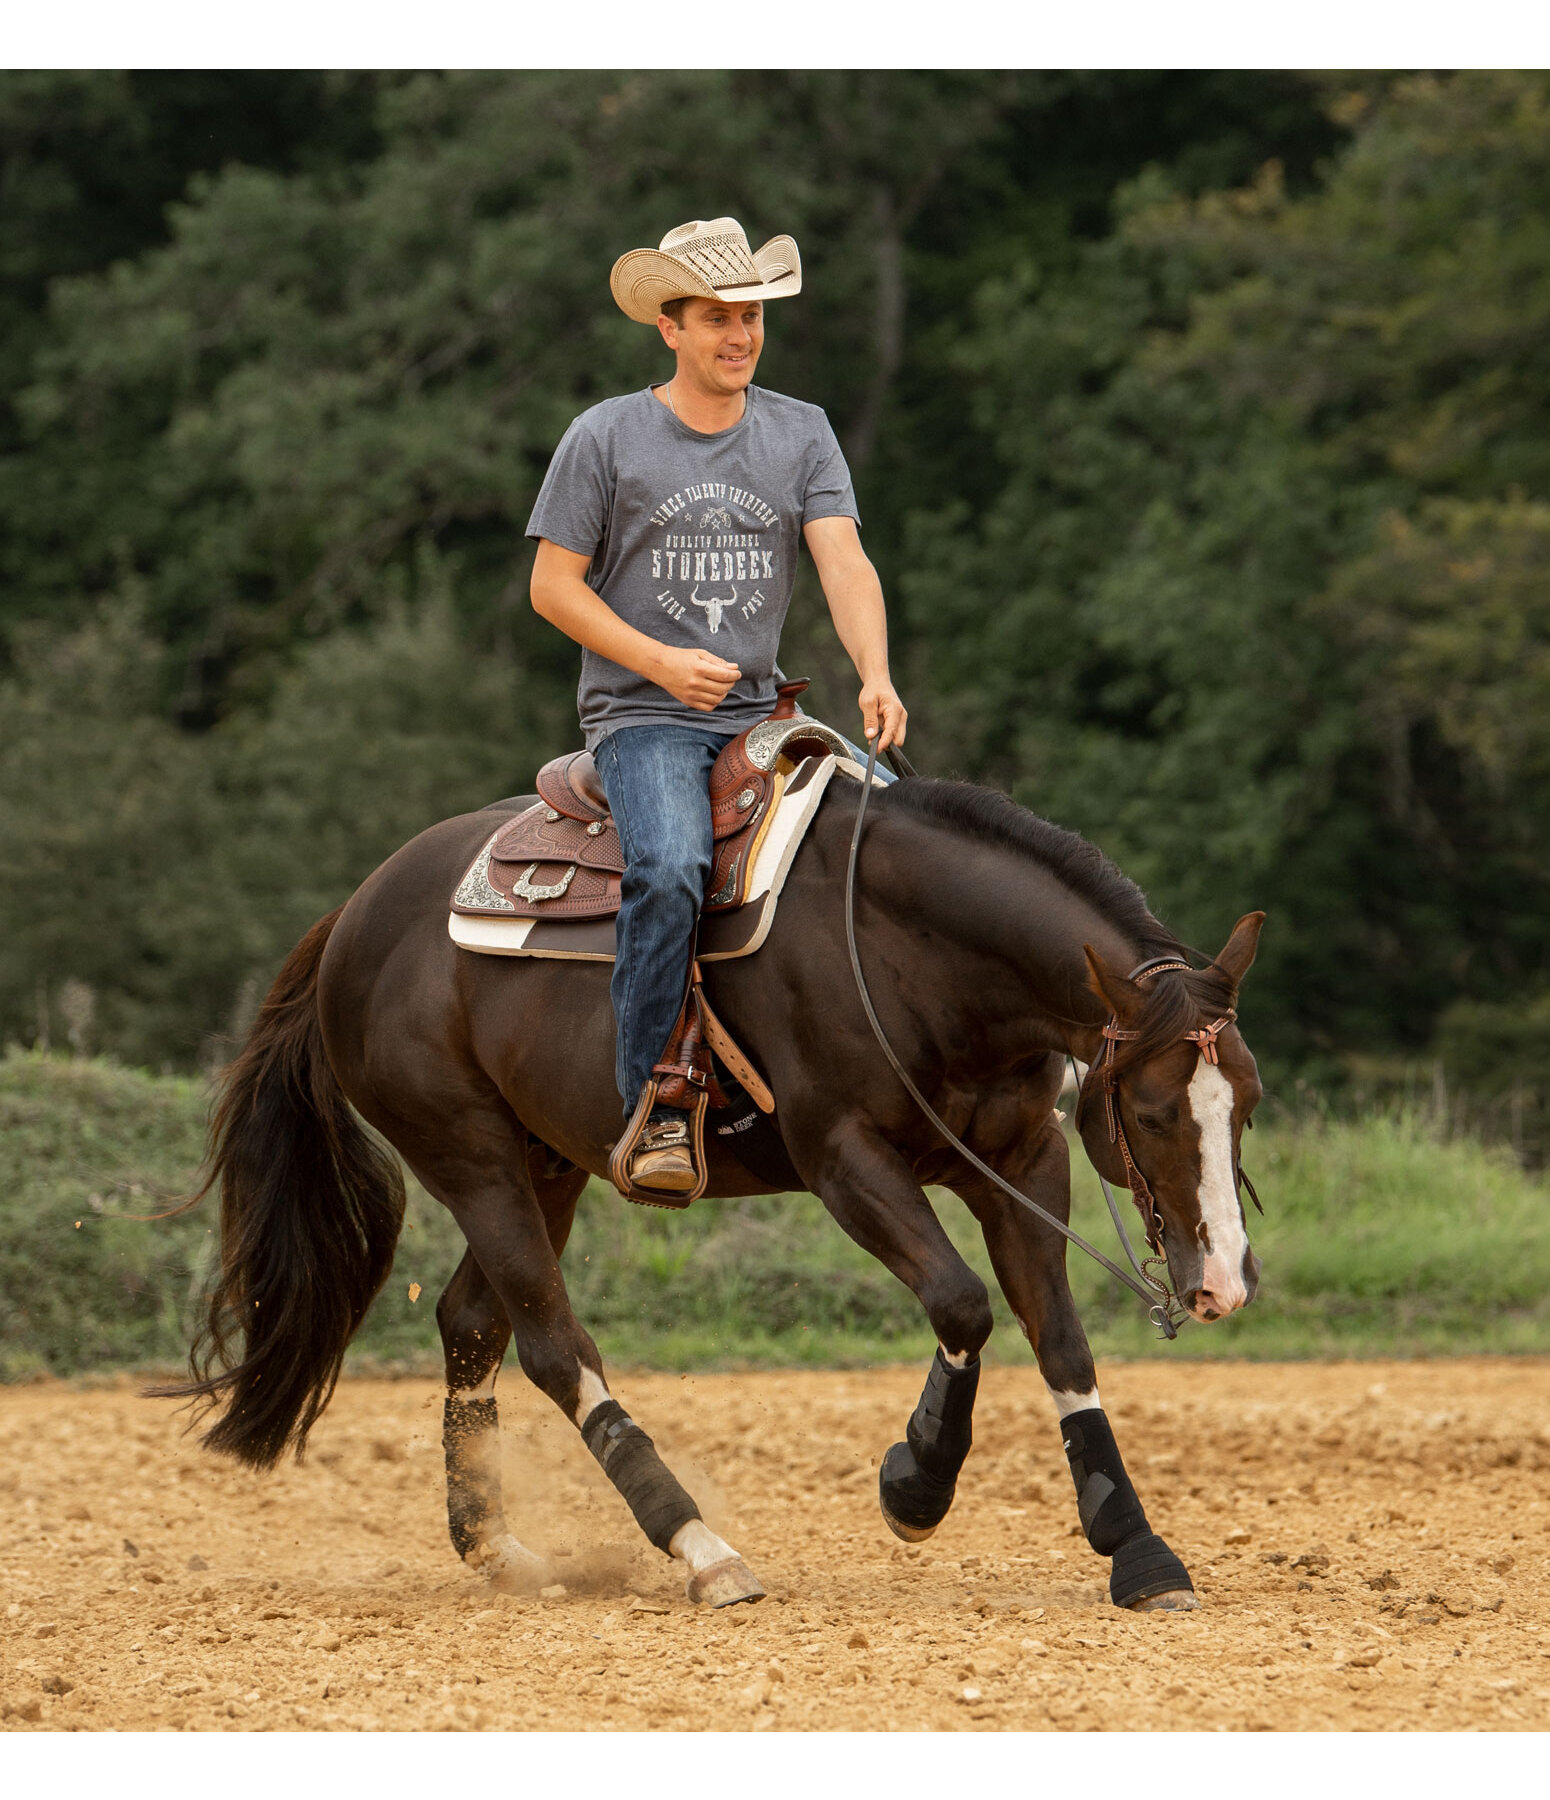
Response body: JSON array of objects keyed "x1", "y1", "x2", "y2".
[{"x1": 169, "y1": 774, "x2": 1264, "y2": 1612}]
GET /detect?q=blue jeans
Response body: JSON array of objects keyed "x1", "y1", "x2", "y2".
[
  {"x1": 594, "y1": 723, "x2": 734, "y2": 1116},
  {"x1": 593, "y1": 720, "x2": 895, "y2": 1118}
]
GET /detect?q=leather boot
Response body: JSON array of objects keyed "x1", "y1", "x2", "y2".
[{"x1": 628, "y1": 1110, "x2": 696, "y2": 1193}]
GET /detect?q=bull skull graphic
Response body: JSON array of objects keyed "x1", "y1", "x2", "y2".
[{"x1": 689, "y1": 584, "x2": 736, "y2": 633}]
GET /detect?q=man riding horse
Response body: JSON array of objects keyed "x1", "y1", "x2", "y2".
[
  {"x1": 527, "y1": 217, "x2": 907, "y2": 1196},
  {"x1": 164, "y1": 218, "x2": 1267, "y2": 1619}
]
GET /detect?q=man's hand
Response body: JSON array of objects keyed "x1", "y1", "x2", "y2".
[
  {"x1": 654, "y1": 646, "x2": 742, "y2": 712},
  {"x1": 859, "y1": 679, "x2": 908, "y2": 752}
]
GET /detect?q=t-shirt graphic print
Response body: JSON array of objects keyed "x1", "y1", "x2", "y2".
[
  {"x1": 526, "y1": 385, "x2": 859, "y2": 748},
  {"x1": 649, "y1": 481, "x2": 778, "y2": 637}
]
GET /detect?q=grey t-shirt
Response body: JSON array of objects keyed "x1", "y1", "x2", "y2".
[{"x1": 525, "y1": 385, "x2": 859, "y2": 748}]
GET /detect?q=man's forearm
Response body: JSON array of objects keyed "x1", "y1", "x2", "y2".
[
  {"x1": 532, "y1": 569, "x2": 671, "y2": 685},
  {"x1": 822, "y1": 560, "x2": 892, "y2": 685},
  {"x1": 805, "y1": 519, "x2": 906, "y2": 747},
  {"x1": 530, "y1": 552, "x2": 742, "y2": 715}
]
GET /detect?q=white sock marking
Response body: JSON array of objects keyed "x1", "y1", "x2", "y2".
[
  {"x1": 469, "y1": 1531, "x2": 551, "y2": 1589},
  {"x1": 1045, "y1": 1384, "x2": 1101, "y2": 1419},
  {"x1": 1187, "y1": 1059, "x2": 1249, "y2": 1312},
  {"x1": 940, "y1": 1346, "x2": 971, "y2": 1370},
  {"x1": 669, "y1": 1518, "x2": 739, "y2": 1576},
  {"x1": 573, "y1": 1366, "x2": 612, "y2": 1427}
]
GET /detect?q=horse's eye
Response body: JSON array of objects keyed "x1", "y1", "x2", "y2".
[{"x1": 1134, "y1": 1109, "x2": 1174, "y2": 1134}]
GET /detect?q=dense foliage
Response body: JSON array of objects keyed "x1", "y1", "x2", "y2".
[
  {"x1": 2, "y1": 71, "x2": 1546, "y2": 1115},
  {"x1": 5, "y1": 1050, "x2": 1546, "y2": 1378}
]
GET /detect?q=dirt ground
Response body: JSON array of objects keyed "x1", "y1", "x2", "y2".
[{"x1": 2, "y1": 1358, "x2": 1547, "y2": 1732}]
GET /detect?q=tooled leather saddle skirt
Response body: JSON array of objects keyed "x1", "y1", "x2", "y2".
[{"x1": 450, "y1": 681, "x2": 856, "y2": 942}]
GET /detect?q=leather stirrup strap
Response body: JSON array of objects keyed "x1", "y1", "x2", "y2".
[{"x1": 691, "y1": 964, "x2": 774, "y2": 1114}]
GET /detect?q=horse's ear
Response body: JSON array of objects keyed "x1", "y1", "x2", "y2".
[
  {"x1": 1084, "y1": 944, "x2": 1144, "y2": 1018},
  {"x1": 1212, "y1": 912, "x2": 1266, "y2": 990}
]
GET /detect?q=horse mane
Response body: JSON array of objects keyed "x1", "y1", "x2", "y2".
[
  {"x1": 874, "y1": 778, "x2": 1236, "y2": 1063},
  {"x1": 877, "y1": 778, "x2": 1176, "y2": 954}
]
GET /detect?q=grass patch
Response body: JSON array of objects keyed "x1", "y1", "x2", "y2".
[{"x1": 1, "y1": 1048, "x2": 1546, "y2": 1382}]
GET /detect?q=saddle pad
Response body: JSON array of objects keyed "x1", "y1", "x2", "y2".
[{"x1": 449, "y1": 753, "x2": 876, "y2": 963}]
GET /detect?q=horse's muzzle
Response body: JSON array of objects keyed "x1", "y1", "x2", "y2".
[{"x1": 1182, "y1": 1246, "x2": 1260, "y2": 1323}]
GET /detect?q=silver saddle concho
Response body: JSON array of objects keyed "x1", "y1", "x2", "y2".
[{"x1": 508, "y1": 862, "x2": 578, "y2": 903}]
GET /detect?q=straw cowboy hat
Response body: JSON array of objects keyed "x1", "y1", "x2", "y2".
[{"x1": 610, "y1": 217, "x2": 802, "y2": 323}]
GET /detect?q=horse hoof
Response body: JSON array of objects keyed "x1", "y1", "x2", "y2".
[
  {"x1": 877, "y1": 1440, "x2": 954, "y2": 1542},
  {"x1": 686, "y1": 1556, "x2": 766, "y2": 1608},
  {"x1": 1127, "y1": 1589, "x2": 1200, "y2": 1613},
  {"x1": 879, "y1": 1502, "x2": 937, "y2": 1544},
  {"x1": 1109, "y1": 1530, "x2": 1195, "y2": 1610},
  {"x1": 467, "y1": 1533, "x2": 552, "y2": 1594}
]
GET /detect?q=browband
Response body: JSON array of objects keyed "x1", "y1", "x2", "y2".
[{"x1": 1126, "y1": 955, "x2": 1195, "y2": 983}]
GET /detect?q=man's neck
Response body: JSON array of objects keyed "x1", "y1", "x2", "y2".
[{"x1": 655, "y1": 377, "x2": 748, "y2": 435}]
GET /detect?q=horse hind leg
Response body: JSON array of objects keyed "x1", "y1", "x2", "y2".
[
  {"x1": 408, "y1": 1097, "x2": 764, "y2": 1608},
  {"x1": 576, "y1": 1398, "x2": 764, "y2": 1608},
  {"x1": 436, "y1": 1247, "x2": 551, "y2": 1591},
  {"x1": 530, "y1": 1153, "x2": 761, "y2": 1607}
]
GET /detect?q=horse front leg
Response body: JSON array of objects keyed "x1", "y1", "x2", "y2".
[
  {"x1": 948, "y1": 1115, "x2": 1198, "y2": 1611},
  {"x1": 800, "y1": 1117, "x2": 993, "y2": 1543}
]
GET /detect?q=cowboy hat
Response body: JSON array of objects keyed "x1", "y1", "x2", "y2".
[{"x1": 610, "y1": 217, "x2": 802, "y2": 324}]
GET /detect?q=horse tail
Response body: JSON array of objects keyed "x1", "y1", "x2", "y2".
[{"x1": 153, "y1": 907, "x2": 405, "y2": 1468}]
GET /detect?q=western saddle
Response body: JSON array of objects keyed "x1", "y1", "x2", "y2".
[
  {"x1": 483, "y1": 680, "x2": 852, "y2": 1209},
  {"x1": 482, "y1": 679, "x2": 849, "y2": 923}
]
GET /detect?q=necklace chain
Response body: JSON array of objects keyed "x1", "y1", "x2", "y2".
[{"x1": 663, "y1": 380, "x2": 746, "y2": 425}]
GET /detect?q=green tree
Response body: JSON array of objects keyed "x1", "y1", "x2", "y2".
[
  {"x1": 0, "y1": 72, "x2": 381, "y2": 448},
  {"x1": 0, "y1": 574, "x2": 561, "y2": 1065},
  {"x1": 1, "y1": 72, "x2": 1338, "y2": 718},
  {"x1": 904, "y1": 72, "x2": 1550, "y2": 1069},
  {"x1": 0, "y1": 71, "x2": 1355, "y2": 1067}
]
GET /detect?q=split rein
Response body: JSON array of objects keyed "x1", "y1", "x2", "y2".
[{"x1": 844, "y1": 739, "x2": 1247, "y2": 1341}]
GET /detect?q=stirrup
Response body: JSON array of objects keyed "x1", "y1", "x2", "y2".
[{"x1": 609, "y1": 1078, "x2": 709, "y2": 1210}]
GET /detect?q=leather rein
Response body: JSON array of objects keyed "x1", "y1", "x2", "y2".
[{"x1": 845, "y1": 738, "x2": 1185, "y2": 1338}]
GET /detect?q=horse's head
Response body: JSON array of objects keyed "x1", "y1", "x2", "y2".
[{"x1": 1076, "y1": 913, "x2": 1266, "y2": 1324}]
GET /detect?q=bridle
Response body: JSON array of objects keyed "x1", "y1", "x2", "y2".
[
  {"x1": 1083, "y1": 955, "x2": 1238, "y2": 1256},
  {"x1": 845, "y1": 740, "x2": 1260, "y2": 1342},
  {"x1": 1076, "y1": 955, "x2": 1264, "y2": 1329}
]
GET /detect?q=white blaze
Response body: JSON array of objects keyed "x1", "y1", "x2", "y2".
[{"x1": 1186, "y1": 1059, "x2": 1249, "y2": 1313}]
